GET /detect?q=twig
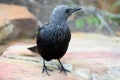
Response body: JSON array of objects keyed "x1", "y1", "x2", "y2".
[
  {"x1": 95, "y1": 12, "x2": 115, "y2": 35},
  {"x1": 83, "y1": 6, "x2": 115, "y2": 35}
]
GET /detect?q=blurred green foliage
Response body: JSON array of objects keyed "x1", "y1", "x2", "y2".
[
  {"x1": 107, "y1": 1, "x2": 120, "y2": 24},
  {"x1": 108, "y1": 1, "x2": 120, "y2": 11},
  {"x1": 75, "y1": 16, "x2": 100, "y2": 29},
  {"x1": 75, "y1": 19, "x2": 84, "y2": 29},
  {"x1": 86, "y1": 16, "x2": 100, "y2": 26}
]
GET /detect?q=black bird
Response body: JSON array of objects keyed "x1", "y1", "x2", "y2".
[{"x1": 28, "y1": 5, "x2": 82, "y2": 75}]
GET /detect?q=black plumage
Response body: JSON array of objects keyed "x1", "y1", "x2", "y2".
[{"x1": 28, "y1": 5, "x2": 82, "y2": 75}]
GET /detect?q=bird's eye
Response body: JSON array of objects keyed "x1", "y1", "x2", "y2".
[{"x1": 65, "y1": 9, "x2": 71, "y2": 13}]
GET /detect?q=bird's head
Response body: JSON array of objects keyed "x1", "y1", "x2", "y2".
[{"x1": 50, "y1": 5, "x2": 82, "y2": 22}]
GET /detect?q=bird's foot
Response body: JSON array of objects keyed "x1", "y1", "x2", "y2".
[
  {"x1": 42, "y1": 65, "x2": 53, "y2": 76},
  {"x1": 58, "y1": 65, "x2": 70, "y2": 75}
]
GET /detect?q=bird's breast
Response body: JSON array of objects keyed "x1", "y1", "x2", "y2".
[
  {"x1": 51, "y1": 27, "x2": 71, "y2": 43},
  {"x1": 40, "y1": 23, "x2": 71, "y2": 44}
]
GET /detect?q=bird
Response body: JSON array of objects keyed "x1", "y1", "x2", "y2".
[{"x1": 28, "y1": 5, "x2": 82, "y2": 76}]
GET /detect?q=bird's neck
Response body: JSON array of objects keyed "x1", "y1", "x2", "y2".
[
  {"x1": 50, "y1": 20, "x2": 66, "y2": 24},
  {"x1": 49, "y1": 16, "x2": 67, "y2": 24}
]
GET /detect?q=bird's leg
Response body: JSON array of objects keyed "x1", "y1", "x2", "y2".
[
  {"x1": 42, "y1": 59, "x2": 53, "y2": 76},
  {"x1": 58, "y1": 59, "x2": 70, "y2": 74}
]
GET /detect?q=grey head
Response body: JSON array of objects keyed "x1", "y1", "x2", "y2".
[{"x1": 50, "y1": 5, "x2": 82, "y2": 23}]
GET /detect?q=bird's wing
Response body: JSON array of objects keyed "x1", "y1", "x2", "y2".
[
  {"x1": 36, "y1": 23, "x2": 49, "y2": 43},
  {"x1": 27, "y1": 23, "x2": 49, "y2": 53}
]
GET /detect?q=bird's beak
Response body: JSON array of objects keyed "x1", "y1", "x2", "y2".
[
  {"x1": 74, "y1": 8, "x2": 82, "y2": 11},
  {"x1": 71, "y1": 7, "x2": 82, "y2": 13}
]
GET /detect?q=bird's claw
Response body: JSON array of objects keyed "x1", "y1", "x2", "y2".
[
  {"x1": 42, "y1": 65, "x2": 53, "y2": 76},
  {"x1": 58, "y1": 65, "x2": 70, "y2": 75}
]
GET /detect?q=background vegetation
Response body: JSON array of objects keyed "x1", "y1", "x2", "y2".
[{"x1": 0, "y1": 0, "x2": 120, "y2": 36}]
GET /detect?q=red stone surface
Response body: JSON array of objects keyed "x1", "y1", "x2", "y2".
[
  {"x1": 0, "y1": 33, "x2": 120, "y2": 80},
  {"x1": 64, "y1": 52, "x2": 120, "y2": 59},
  {"x1": 0, "y1": 58, "x2": 79, "y2": 80}
]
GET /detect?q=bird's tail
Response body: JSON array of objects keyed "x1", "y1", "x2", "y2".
[{"x1": 28, "y1": 46, "x2": 37, "y2": 53}]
